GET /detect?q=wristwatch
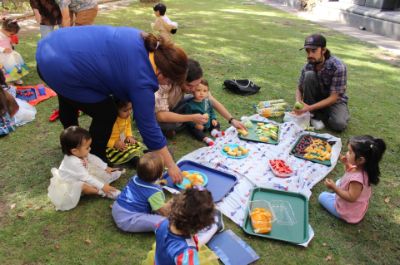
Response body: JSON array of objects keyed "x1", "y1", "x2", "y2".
[{"x1": 228, "y1": 117, "x2": 235, "y2": 124}]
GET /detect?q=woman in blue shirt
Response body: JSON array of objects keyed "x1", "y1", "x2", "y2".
[{"x1": 36, "y1": 26, "x2": 187, "y2": 182}]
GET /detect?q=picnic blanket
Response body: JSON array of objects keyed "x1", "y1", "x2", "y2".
[
  {"x1": 171, "y1": 114, "x2": 342, "y2": 247},
  {"x1": 15, "y1": 84, "x2": 57, "y2": 106}
]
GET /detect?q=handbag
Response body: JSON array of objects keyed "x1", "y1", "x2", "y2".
[{"x1": 223, "y1": 79, "x2": 260, "y2": 95}]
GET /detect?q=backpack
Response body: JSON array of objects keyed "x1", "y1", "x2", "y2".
[{"x1": 223, "y1": 79, "x2": 260, "y2": 96}]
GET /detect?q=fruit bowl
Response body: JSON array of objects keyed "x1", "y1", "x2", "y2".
[{"x1": 269, "y1": 159, "x2": 293, "y2": 178}]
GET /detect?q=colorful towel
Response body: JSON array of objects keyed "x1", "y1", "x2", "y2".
[{"x1": 15, "y1": 84, "x2": 57, "y2": 106}]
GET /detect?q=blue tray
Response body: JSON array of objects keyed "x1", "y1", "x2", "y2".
[{"x1": 163, "y1": 160, "x2": 238, "y2": 202}]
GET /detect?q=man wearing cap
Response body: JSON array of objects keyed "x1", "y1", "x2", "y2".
[{"x1": 294, "y1": 34, "x2": 349, "y2": 131}]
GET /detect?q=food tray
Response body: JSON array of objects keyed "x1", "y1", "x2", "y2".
[
  {"x1": 238, "y1": 120, "x2": 279, "y2": 145},
  {"x1": 221, "y1": 144, "x2": 250, "y2": 159},
  {"x1": 290, "y1": 134, "x2": 333, "y2": 166},
  {"x1": 269, "y1": 159, "x2": 293, "y2": 178},
  {"x1": 175, "y1": 170, "x2": 208, "y2": 190},
  {"x1": 242, "y1": 187, "x2": 309, "y2": 244},
  {"x1": 162, "y1": 160, "x2": 237, "y2": 202}
]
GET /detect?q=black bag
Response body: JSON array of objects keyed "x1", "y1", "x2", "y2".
[{"x1": 223, "y1": 79, "x2": 260, "y2": 95}]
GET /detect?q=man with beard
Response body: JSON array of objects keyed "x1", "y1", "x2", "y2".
[{"x1": 294, "y1": 34, "x2": 349, "y2": 131}]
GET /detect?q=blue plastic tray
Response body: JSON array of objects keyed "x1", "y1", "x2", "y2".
[{"x1": 163, "y1": 160, "x2": 238, "y2": 202}]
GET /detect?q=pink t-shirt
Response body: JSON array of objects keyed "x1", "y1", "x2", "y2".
[{"x1": 335, "y1": 171, "x2": 372, "y2": 223}]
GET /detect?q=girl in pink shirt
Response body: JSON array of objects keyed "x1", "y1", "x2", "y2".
[{"x1": 319, "y1": 135, "x2": 386, "y2": 223}]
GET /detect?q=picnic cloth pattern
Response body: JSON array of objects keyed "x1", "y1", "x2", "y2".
[{"x1": 169, "y1": 114, "x2": 341, "y2": 247}]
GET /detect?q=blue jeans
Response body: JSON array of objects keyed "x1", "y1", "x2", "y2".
[
  {"x1": 318, "y1": 192, "x2": 341, "y2": 218},
  {"x1": 40, "y1": 25, "x2": 57, "y2": 38}
]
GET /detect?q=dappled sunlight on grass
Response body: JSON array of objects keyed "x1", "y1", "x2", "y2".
[{"x1": 220, "y1": 8, "x2": 280, "y2": 17}]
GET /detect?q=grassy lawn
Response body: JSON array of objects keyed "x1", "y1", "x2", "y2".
[{"x1": 1, "y1": 0, "x2": 399, "y2": 264}]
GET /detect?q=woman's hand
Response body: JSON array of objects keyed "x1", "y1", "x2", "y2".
[
  {"x1": 191, "y1": 114, "x2": 208, "y2": 124},
  {"x1": 114, "y1": 140, "x2": 126, "y2": 151},
  {"x1": 168, "y1": 164, "x2": 183, "y2": 184},
  {"x1": 231, "y1": 119, "x2": 246, "y2": 130}
]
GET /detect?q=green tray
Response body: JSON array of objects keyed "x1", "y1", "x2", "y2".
[
  {"x1": 242, "y1": 187, "x2": 309, "y2": 245},
  {"x1": 290, "y1": 134, "x2": 332, "y2": 166},
  {"x1": 238, "y1": 120, "x2": 279, "y2": 145}
]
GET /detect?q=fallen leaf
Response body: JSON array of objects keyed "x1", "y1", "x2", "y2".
[
  {"x1": 84, "y1": 239, "x2": 92, "y2": 245},
  {"x1": 384, "y1": 197, "x2": 390, "y2": 204},
  {"x1": 322, "y1": 242, "x2": 327, "y2": 247},
  {"x1": 109, "y1": 204, "x2": 113, "y2": 209},
  {"x1": 10, "y1": 203, "x2": 16, "y2": 209},
  {"x1": 16, "y1": 212, "x2": 24, "y2": 219},
  {"x1": 54, "y1": 244, "x2": 60, "y2": 250},
  {"x1": 26, "y1": 203, "x2": 33, "y2": 209},
  {"x1": 325, "y1": 255, "x2": 332, "y2": 261}
]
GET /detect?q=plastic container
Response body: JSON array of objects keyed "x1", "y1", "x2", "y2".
[
  {"x1": 271, "y1": 200, "x2": 296, "y2": 226},
  {"x1": 248, "y1": 200, "x2": 276, "y2": 234},
  {"x1": 283, "y1": 111, "x2": 310, "y2": 129}
]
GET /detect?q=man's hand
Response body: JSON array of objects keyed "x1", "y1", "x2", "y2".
[{"x1": 293, "y1": 102, "x2": 311, "y2": 115}]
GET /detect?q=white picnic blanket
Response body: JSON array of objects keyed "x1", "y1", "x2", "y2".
[{"x1": 173, "y1": 114, "x2": 342, "y2": 246}]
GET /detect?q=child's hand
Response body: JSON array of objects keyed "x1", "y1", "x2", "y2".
[
  {"x1": 106, "y1": 167, "x2": 122, "y2": 174},
  {"x1": 191, "y1": 114, "x2": 208, "y2": 125},
  {"x1": 340, "y1": 154, "x2": 346, "y2": 163},
  {"x1": 125, "y1": 136, "x2": 137, "y2": 145},
  {"x1": 114, "y1": 140, "x2": 126, "y2": 151},
  {"x1": 195, "y1": 124, "x2": 204, "y2": 131},
  {"x1": 102, "y1": 184, "x2": 117, "y2": 194},
  {"x1": 4, "y1": 48, "x2": 12, "y2": 54},
  {"x1": 212, "y1": 119, "x2": 218, "y2": 127},
  {"x1": 324, "y1": 178, "x2": 336, "y2": 191}
]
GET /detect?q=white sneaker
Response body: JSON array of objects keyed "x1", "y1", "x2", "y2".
[
  {"x1": 108, "y1": 169, "x2": 125, "y2": 183},
  {"x1": 311, "y1": 119, "x2": 325, "y2": 130}
]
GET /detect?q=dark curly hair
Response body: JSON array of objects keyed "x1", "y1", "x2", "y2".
[{"x1": 168, "y1": 188, "x2": 215, "y2": 236}]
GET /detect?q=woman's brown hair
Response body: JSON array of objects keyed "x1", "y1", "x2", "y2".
[
  {"x1": 142, "y1": 33, "x2": 188, "y2": 85},
  {"x1": 168, "y1": 188, "x2": 215, "y2": 236}
]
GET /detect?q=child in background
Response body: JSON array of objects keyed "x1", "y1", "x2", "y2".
[
  {"x1": 151, "y1": 3, "x2": 178, "y2": 41},
  {"x1": 0, "y1": 18, "x2": 29, "y2": 84},
  {"x1": 29, "y1": 0, "x2": 62, "y2": 38},
  {"x1": 106, "y1": 100, "x2": 144, "y2": 167},
  {"x1": 154, "y1": 188, "x2": 216, "y2": 265},
  {"x1": 319, "y1": 135, "x2": 386, "y2": 223},
  {"x1": 112, "y1": 152, "x2": 171, "y2": 232},
  {"x1": 185, "y1": 79, "x2": 225, "y2": 146},
  {"x1": 0, "y1": 71, "x2": 18, "y2": 136},
  {"x1": 48, "y1": 126, "x2": 124, "y2": 211}
]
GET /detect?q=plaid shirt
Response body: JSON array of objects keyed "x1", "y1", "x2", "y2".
[
  {"x1": 298, "y1": 55, "x2": 348, "y2": 103},
  {"x1": 58, "y1": 0, "x2": 97, "y2": 13},
  {"x1": 155, "y1": 84, "x2": 184, "y2": 113},
  {"x1": 29, "y1": 0, "x2": 62, "y2": 26}
]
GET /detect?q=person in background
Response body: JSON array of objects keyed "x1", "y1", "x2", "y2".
[
  {"x1": 151, "y1": 2, "x2": 178, "y2": 41},
  {"x1": 58, "y1": 0, "x2": 98, "y2": 27},
  {"x1": 29, "y1": 0, "x2": 62, "y2": 38},
  {"x1": 294, "y1": 33, "x2": 349, "y2": 131},
  {"x1": 0, "y1": 71, "x2": 18, "y2": 136}
]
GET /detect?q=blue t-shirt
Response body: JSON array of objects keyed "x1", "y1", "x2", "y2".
[
  {"x1": 36, "y1": 26, "x2": 166, "y2": 150},
  {"x1": 117, "y1": 176, "x2": 165, "y2": 213},
  {"x1": 155, "y1": 219, "x2": 199, "y2": 265}
]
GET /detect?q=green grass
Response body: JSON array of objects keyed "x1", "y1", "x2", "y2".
[{"x1": 1, "y1": 0, "x2": 399, "y2": 264}]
